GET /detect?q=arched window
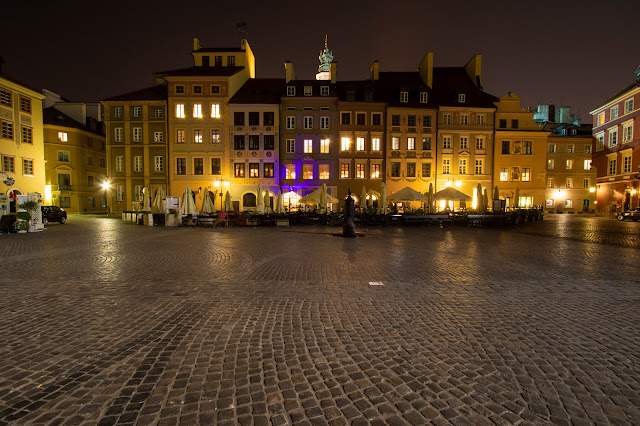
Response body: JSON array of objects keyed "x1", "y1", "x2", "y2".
[{"x1": 243, "y1": 192, "x2": 256, "y2": 208}]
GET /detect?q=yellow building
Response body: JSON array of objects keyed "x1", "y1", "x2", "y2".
[
  {"x1": 101, "y1": 85, "x2": 168, "y2": 213},
  {"x1": 493, "y1": 93, "x2": 548, "y2": 208},
  {"x1": 42, "y1": 93, "x2": 107, "y2": 213},
  {"x1": 0, "y1": 73, "x2": 45, "y2": 210}
]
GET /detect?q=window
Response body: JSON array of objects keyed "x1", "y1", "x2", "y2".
[
  {"x1": 57, "y1": 151, "x2": 69, "y2": 162},
  {"x1": 623, "y1": 155, "x2": 632, "y2": 173},
  {"x1": 548, "y1": 159, "x2": 555, "y2": 169},
  {"x1": 565, "y1": 199, "x2": 573, "y2": 208},
  {"x1": 192, "y1": 85, "x2": 202, "y2": 94},
  {"x1": 391, "y1": 162, "x2": 401, "y2": 177},
  {"x1": 610, "y1": 105, "x2": 618, "y2": 120},
  {"x1": 250, "y1": 163, "x2": 259, "y2": 178},
  {"x1": 458, "y1": 94, "x2": 466, "y2": 103},
  {"x1": 476, "y1": 114, "x2": 485, "y2": 125},
  {"x1": 460, "y1": 114, "x2": 468, "y2": 125},
  {"x1": 320, "y1": 86, "x2": 329, "y2": 96},
  {"x1": 548, "y1": 144, "x2": 556, "y2": 153},
  {"x1": 391, "y1": 114, "x2": 400, "y2": 126},
  {"x1": 443, "y1": 136, "x2": 451, "y2": 149},
  {"x1": 87, "y1": 156, "x2": 92, "y2": 166},
  {"x1": 523, "y1": 141, "x2": 532, "y2": 155},
  {"x1": 583, "y1": 178, "x2": 590, "y2": 189},
  {"x1": 623, "y1": 123, "x2": 634, "y2": 142},
  {"x1": 624, "y1": 98, "x2": 634, "y2": 114},
  {"x1": 584, "y1": 159, "x2": 592, "y2": 170},
  {"x1": 154, "y1": 131, "x2": 163, "y2": 142},
  {"x1": 596, "y1": 134, "x2": 605, "y2": 150},
  {"x1": 175, "y1": 104, "x2": 185, "y2": 118},
  {"x1": 175, "y1": 158, "x2": 186, "y2": 175},
  {"x1": 227, "y1": 56, "x2": 235, "y2": 66},
  {"x1": 340, "y1": 163, "x2": 350, "y2": 178},
  {"x1": 341, "y1": 112, "x2": 351, "y2": 125},
  {"x1": 0, "y1": 89, "x2": 11, "y2": 107},
  {"x1": 511, "y1": 120, "x2": 519, "y2": 129},
  {"x1": 115, "y1": 156, "x2": 124, "y2": 172},
  {"x1": 567, "y1": 144, "x2": 574, "y2": 153},
  {"x1": 155, "y1": 156, "x2": 163, "y2": 172},
  {"x1": 356, "y1": 113, "x2": 366, "y2": 126},
  {"x1": 407, "y1": 115, "x2": 416, "y2": 127},
  {"x1": 234, "y1": 135, "x2": 245, "y2": 150},
  {"x1": 20, "y1": 97, "x2": 31, "y2": 113},
  {"x1": 206, "y1": 129, "x2": 218, "y2": 144},
  {"x1": 442, "y1": 159, "x2": 451, "y2": 174},
  {"x1": 406, "y1": 163, "x2": 416, "y2": 177},
  {"x1": 341, "y1": 137, "x2": 350, "y2": 151},
  {"x1": 459, "y1": 159, "x2": 467, "y2": 174},
  {"x1": 609, "y1": 128, "x2": 618, "y2": 146},
  {"x1": 286, "y1": 116, "x2": 295, "y2": 129},
  {"x1": 407, "y1": 137, "x2": 415, "y2": 151},
  {"x1": 585, "y1": 144, "x2": 592, "y2": 154},
  {"x1": 420, "y1": 92, "x2": 428, "y2": 103},
  {"x1": 564, "y1": 177, "x2": 572, "y2": 189},
  {"x1": 22, "y1": 158, "x2": 33, "y2": 176},
  {"x1": 264, "y1": 163, "x2": 274, "y2": 178},
  {"x1": 258, "y1": 112, "x2": 272, "y2": 126},
  {"x1": 371, "y1": 163, "x2": 381, "y2": 178},
  {"x1": 22, "y1": 126, "x2": 32, "y2": 144},
  {"x1": 608, "y1": 158, "x2": 617, "y2": 175},
  {"x1": 194, "y1": 129, "x2": 203, "y2": 143},
  {"x1": 287, "y1": 86, "x2": 296, "y2": 96},
  {"x1": 263, "y1": 134, "x2": 275, "y2": 150},
  {"x1": 116, "y1": 186, "x2": 124, "y2": 202},
  {"x1": 211, "y1": 84, "x2": 220, "y2": 94},
  {"x1": 304, "y1": 116, "x2": 313, "y2": 129},
  {"x1": 392, "y1": 136, "x2": 400, "y2": 150},
  {"x1": 175, "y1": 85, "x2": 185, "y2": 94},
  {"x1": 422, "y1": 137, "x2": 431, "y2": 150},
  {"x1": 459, "y1": 136, "x2": 468, "y2": 150},
  {"x1": 87, "y1": 138, "x2": 93, "y2": 148},
  {"x1": 303, "y1": 164, "x2": 313, "y2": 179},
  {"x1": 372, "y1": 113, "x2": 382, "y2": 126},
  {"x1": 133, "y1": 127, "x2": 142, "y2": 142},
  {"x1": 100, "y1": 158, "x2": 105, "y2": 168},
  {"x1": 566, "y1": 159, "x2": 573, "y2": 170},
  {"x1": 59, "y1": 196, "x2": 71, "y2": 208},
  {"x1": 320, "y1": 139, "x2": 330, "y2": 153},
  {"x1": 286, "y1": 139, "x2": 295, "y2": 153},
  {"x1": 248, "y1": 112, "x2": 259, "y2": 126},
  {"x1": 475, "y1": 160, "x2": 483, "y2": 175},
  {"x1": 475, "y1": 136, "x2": 484, "y2": 150},
  {"x1": 114, "y1": 107, "x2": 122, "y2": 118},
  {"x1": 521, "y1": 168, "x2": 530, "y2": 182},
  {"x1": 499, "y1": 119, "x2": 507, "y2": 128},
  {"x1": 154, "y1": 109, "x2": 163, "y2": 118},
  {"x1": 249, "y1": 135, "x2": 260, "y2": 150},
  {"x1": 131, "y1": 106, "x2": 141, "y2": 118},
  {"x1": 546, "y1": 178, "x2": 554, "y2": 189},
  {"x1": 176, "y1": 129, "x2": 185, "y2": 143},
  {"x1": 443, "y1": 114, "x2": 452, "y2": 125},
  {"x1": 500, "y1": 168, "x2": 509, "y2": 182},
  {"x1": 357, "y1": 137, "x2": 365, "y2": 151},
  {"x1": 211, "y1": 158, "x2": 221, "y2": 175},
  {"x1": 286, "y1": 164, "x2": 296, "y2": 179},
  {"x1": 421, "y1": 163, "x2": 431, "y2": 178},
  {"x1": 320, "y1": 116, "x2": 330, "y2": 130},
  {"x1": 400, "y1": 91, "x2": 408, "y2": 103},
  {"x1": 88, "y1": 197, "x2": 94, "y2": 208},
  {"x1": 234, "y1": 163, "x2": 245, "y2": 177},
  {"x1": 302, "y1": 86, "x2": 312, "y2": 96},
  {"x1": 232, "y1": 112, "x2": 244, "y2": 126},
  {"x1": 210, "y1": 104, "x2": 220, "y2": 119},
  {"x1": 304, "y1": 139, "x2": 313, "y2": 153},
  {"x1": 134, "y1": 156, "x2": 143, "y2": 172},
  {"x1": 56, "y1": 131, "x2": 67, "y2": 142},
  {"x1": 597, "y1": 112, "x2": 605, "y2": 126},
  {"x1": 372, "y1": 137, "x2": 381, "y2": 151},
  {"x1": 501, "y1": 140, "x2": 510, "y2": 154}
]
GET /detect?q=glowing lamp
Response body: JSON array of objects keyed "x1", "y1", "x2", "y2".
[
  {"x1": 101, "y1": 182, "x2": 111, "y2": 190},
  {"x1": 455, "y1": 180, "x2": 462, "y2": 187},
  {"x1": 589, "y1": 187, "x2": 596, "y2": 193}
]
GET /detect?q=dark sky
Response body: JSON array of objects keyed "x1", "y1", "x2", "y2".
[{"x1": 3, "y1": 1, "x2": 639, "y2": 121}]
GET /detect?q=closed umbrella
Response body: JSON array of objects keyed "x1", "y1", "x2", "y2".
[
  {"x1": 380, "y1": 182, "x2": 387, "y2": 214},
  {"x1": 483, "y1": 189, "x2": 489, "y2": 212},
  {"x1": 476, "y1": 183, "x2": 484, "y2": 212},
  {"x1": 224, "y1": 190, "x2": 232, "y2": 212},
  {"x1": 493, "y1": 186, "x2": 500, "y2": 200},
  {"x1": 151, "y1": 187, "x2": 165, "y2": 214},
  {"x1": 361, "y1": 186, "x2": 367, "y2": 209},
  {"x1": 143, "y1": 187, "x2": 151, "y2": 211},
  {"x1": 201, "y1": 189, "x2": 215, "y2": 214},
  {"x1": 514, "y1": 187, "x2": 520, "y2": 209},
  {"x1": 319, "y1": 183, "x2": 327, "y2": 213},
  {"x1": 256, "y1": 184, "x2": 264, "y2": 214},
  {"x1": 427, "y1": 183, "x2": 434, "y2": 213},
  {"x1": 263, "y1": 188, "x2": 270, "y2": 213},
  {"x1": 181, "y1": 184, "x2": 196, "y2": 215},
  {"x1": 276, "y1": 190, "x2": 283, "y2": 214}
]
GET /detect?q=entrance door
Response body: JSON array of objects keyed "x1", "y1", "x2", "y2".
[{"x1": 582, "y1": 199, "x2": 590, "y2": 212}]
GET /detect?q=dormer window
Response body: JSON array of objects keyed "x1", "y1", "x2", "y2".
[
  {"x1": 400, "y1": 91, "x2": 408, "y2": 103},
  {"x1": 320, "y1": 86, "x2": 329, "y2": 96},
  {"x1": 304, "y1": 86, "x2": 312, "y2": 96},
  {"x1": 287, "y1": 86, "x2": 296, "y2": 96},
  {"x1": 458, "y1": 94, "x2": 466, "y2": 103},
  {"x1": 420, "y1": 92, "x2": 428, "y2": 103}
]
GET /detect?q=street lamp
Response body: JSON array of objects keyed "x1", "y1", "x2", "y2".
[
  {"x1": 101, "y1": 181, "x2": 111, "y2": 215},
  {"x1": 213, "y1": 179, "x2": 229, "y2": 210}
]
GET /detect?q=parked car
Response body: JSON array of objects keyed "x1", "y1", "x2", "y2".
[
  {"x1": 617, "y1": 207, "x2": 640, "y2": 221},
  {"x1": 41, "y1": 206, "x2": 67, "y2": 225}
]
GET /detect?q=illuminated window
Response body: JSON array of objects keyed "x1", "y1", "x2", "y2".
[
  {"x1": 175, "y1": 85, "x2": 185, "y2": 94},
  {"x1": 567, "y1": 144, "x2": 574, "y2": 153},
  {"x1": 20, "y1": 97, "x2": 31, "y2": 113},
  {"x1": 134, "y1": 185, "x2": 143, "y2": 202},
  {"x1": 132, "y1": 106, "x2": 141, "y2": 118},
  {"x1": 287, "y1": 86, "x2": 296, "y2": 96},
  {"x1": 548, "y1": 159, "x2": 555, "y2": 169},
  {"x1": 597, "y1": 112, "x2": 605, "y2": 126},
  {"x1": 624, "y1": 98, "x2": 634, "y2": 114},
  {"x1": 114, "y1": 107, "x2": 122, "y2": 118},
  {"x1": 442, "y1": 159, "x2": 451, "y2": 174},
  {"x1": 264, "y1": 163, "x2": 274, "y2": 178},
  {"x1": 523, "y1": 141, "x2": 532, "y2": 155},
  {"x1": 372, "y1": 137, "x2": 380, "y2": 151},
  {"x1": 154, "y1": 131, "x2": 163, "y2": 142},
  {"x1": 608, "y1": 129, "x2": 617, "y2": 146},
  {"x1": 566, "y1": 177, "x2": 573, "y2": 188},
  {"x1": 476, "y1": 114, "x2": 485, "y2": 125},
  {"x1": 356, "y1": 163, "x2": 365, "y2": 178},
  {"x1": 234, "y1": 163, "x2": 245, "y2": 177},
  {"x1": 319, "y1": 164, "x2": 329, "y2": 179},
  {"x1": 566, "y1": 159, "x2": 573, "y2": 170},
  {"x1": 585, "y1": 144, "x2": 591, "y2": 154},
  {"x1": 459, "y1": 159, "x2": 467, "y2": 174},
  {"x1": 176, "y1": 158, "x2": 186, "y2": 175},
  {"x1": 596, "y1": 133, "x2": 604, "y2": 150},
  {"x1": 565, "y1": 199, "x2": 573, "y2": 208},
  {"x1": 320, "y1": 139, "x2": 330, "y2": 153},
  {"x1": 286, "y1": 116, "x2": 295, "y2": 129},
  {"x1": 303, "y1": 86, "x2": 312, "y2": 96},
  {"x1": 623, "y1": 155, "x2": 632, "y2": 173},
  {"x1": 459, "y1": 136, "x2": 468, "y2": 150},
  {"x1": 286, "y1": 139, "x2": 295, "y2": 153},
  {"x1": 422, "y1": 137, "x2": 431, "y2": 150},
  {"x1": 303, "y1": 164, "x2": 313, "y2": 179},
  {"x1": 154, "y1": 109, "x2": 163, "y2": 118},
  {"x1": 249, "y1": 163, "x2": 259, "y2": 178},
  {"x1": 341, "y1": 137, "x2": 350, "y2": 151},
  {"x1": 340, "y1": 163, "x2": 350, "y2": 178},
  {"x1": 133, "y1": 127, "x2": 142, "y2": 142},
  {"x1": 286, "y1": 164, "x2": 296, "y2": 179},
  {"x1": 400, "y1": 91, "x2": 408, "y2": 103},
  {"x1": 304, "y1": 139, "x2": 313, "y2": 153},
  {"x1": 58, "y1": 131, "x2": 68, "y2": 142},
  {"x1": 356, "y1": 137, "x2": 365, "y2": 151},
  {"x1": 623, "y1": 123, "x2": 633, "y2": 142},
  {"x1": 211, "y1": 158, "x2": 221, "y2": 175},
  {"x1": 194, "y1": 129, "x2": 203, "y2": 143},
  {"x1": 443, "y1": 114, "x2": 452, "y2": 125},
  {"x1": 392, "y1": 137, "x2": 400, "y2": 150},
  {"x1": 420, "y1": 92, "x2": 428, "y2": 103},
  {"x1": 304, "y1": 116, "x2": 313, "y2": 129},
  {"x1": 458, "y1": 94, "x2": 466, "y2": 103},
  {"x1": 460, "y1": 114, "x2": 468, "y2": 125},
  {"x1": 134, "y1": 156, "x2": 143, "y2": 172},
  {"x1": 391, "y1": 114, "x2": 400, "y2": 126},
  {"x1": 57, "y1": 151, "x2": 69, "y2": 162},
  {"x1": 114, "y1": 128, "x2": 122, "y2": 143},
  {"x1": 443, "y1": 136, "x2": 451, "y2": 149},
  {"x1": 475, "y1": 159, "x2": 484, "y2": 175},
  {"x1": 475, "y1": 136, "x2": 484, "y2": 150},
  {"x1": 406, "y1": 162, "x2": 415, "y2": 177},
  {"x1": 371, "y1": 163, "x2": 381, "y2": 178},
  {"x1": 391, "y1": 162, "x2": 400, "y2": 177},
  {"x1": 193, "y1": 104, "x2": 203, "y2": 118},
  {"x1": 176, "y1": 129, "x2": 185, "y2": 143},
  {"x1": 372, "y1": 113, "x2": 382, "y2": 126},
  {"x1": 407, "y1": 137, "x2": 415, "y2": 151},
  {"x1": 211, "y1": 104, "x2": 220, "y2": 118},
  {"x1": 521, "y1": 167, "x2": 530, "y2": 182},
  {"x1": 500, "y1": 168, "x2": 508, "y2": 181},
  {"x1": 584, "y1": 159, "x2": 592, "y2": 170},
  {"x1": 155, "y1": 156, "x2": 163, "y2": 172},
  {"x1": 608, "y1": 158, "x2": 617, "y2": 175},
  {"x1": 115, "y1": 156, "x2": 124, "y2": 172},
  {"x1": 22, "y1": 126, "x2": 32, "y2": 144},
  {"x1": 610, "y1": 105, "x2": 618, "y2": 120},
  {"x1": 0, "y1": 90, "x2": 11, "y2": 107},
  {"x1": 175, "y1": 104, "x2": 185, "y2": 118}
]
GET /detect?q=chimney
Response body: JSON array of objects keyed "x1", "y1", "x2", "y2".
[
  {"x1": 193, "y1": 37, "x2": 201, "y2": 51},
  {"x1": 418, "y1": 52, "x2": 434, "y2": 88},
  {"x1": 330, "y1": 62, "x2": 338, "y2": 83},
  {"x1": 370, "y1": 60, "x2": 379, "y2": 81},
  {"x1": 464, "y1": 54, "x2": 482, "y2": 89},
  {"x1": 284, "y1": 60, "x2": 295, "y2": 83}
]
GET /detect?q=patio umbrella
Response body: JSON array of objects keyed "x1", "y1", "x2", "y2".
[
  {"x1": 434, "y1": 187, "x2": 472, "y2": 201},
  {"x1": 427, "y1": 183, "x2": 434, "y2": 213},
  {"x1": 361, "y1": 186, "x2": 367, "y2": 209},
  {"x1": 151, "y1": 187, "x2": 165, "y2": 214},
  {"x1": 514, "y1": 187, "x2": 520, "y2": 209},
  {"x1": 256, "y1": 184, "x2": 264, "y2": 214},
  {"x1": 493, "y1": 186, "x2": 500, "y2": 200},
  {"x1": 380, "y1": 182, "x2": 387, "y2": 214},
  {"x1": 201, "y1": 189, "x2": 215, "y2": 214},
  {"x1": 224, "y1": 191, "x2": 232, "y2": 212},
  {"x1": 299, "y1": 188, "x2": 339, "y2": 204},
  {"x1": 387, "y1": 186, "x2": 428, "y2": 202},
  {"x1": 483, "y1": 190, "x2": 489, "y2": 211},
  {"x1": 143, "y1": 187, "x2": 151, "y2": 211},
  {"x1": 276, "y1": 190, "x2": 284, "y2": 214},
  {"x1": 263, "y1": 188, "x2": 270, "y2": 212},
  {"x1": 476, "y1": 183, "x2": 484, "y2": 212},
  {"x1": 180, "y1": 184, "x2": 197, "y2": 215},
  {"x1": 319, "y1": 183, "x2": 327, "y2": 213}
]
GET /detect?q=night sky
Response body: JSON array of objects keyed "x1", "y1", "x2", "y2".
[{"x1": 3, "y1": 1, "x2": 639, "y2": 120}]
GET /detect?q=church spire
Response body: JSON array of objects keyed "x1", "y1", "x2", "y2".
[{"x1": 316, "y1": 35, "x2": 334, "y2": 80}]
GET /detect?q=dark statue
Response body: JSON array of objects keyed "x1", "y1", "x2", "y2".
[{"x1": 343, "y1": 188, "x2": 356, "y2": 237}]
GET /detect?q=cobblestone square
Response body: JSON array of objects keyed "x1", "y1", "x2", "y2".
[{"x1": 0, "y1": 216, "x2": 639, "y2": 425}]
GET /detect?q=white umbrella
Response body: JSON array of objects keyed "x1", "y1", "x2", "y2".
[
  {"x1": 319, "y1": 183, "x2": 327, "y2": 213},
  {"x1": 380, "y1": 182, "x2": 387, "y2": 214},
  {"x1": 224, "y1": 191, "x2": 232, "y2": 212},
  {"x1": 201, "y1": 190, "x2": 215, "y2": 214},
  {"x1": 256, "y1": 184, "x2": 264, "y2": 214},
  {"x1": 361, "y1": 186, "x2": 367, "y2": 208},
  {"x1": 151, "y1": 187, "x2": 165, "y2": 214},
  {"x1": 276, "y1": 190, "x2": 284, "y2": 214},
  {"x1": 264, "y1": 188, "x2": 270, "y2": 212},
  {"x1": 387, "y1": 187, "x2": 428, "y2": 202},
  {"x1": 181, "y1": 184, "x2": 197, "y2": 215},
  {"x1": 143, "y1": 187, "x2": 151, "y2": 211}
]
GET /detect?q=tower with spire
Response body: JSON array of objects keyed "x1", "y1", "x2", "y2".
[{"x1": 315, "y1": 35, "x2": 334, "y2": 80}]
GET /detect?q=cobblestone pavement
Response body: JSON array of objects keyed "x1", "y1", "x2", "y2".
[{"x1": 0, "y1": 216, "x2": 639, "y2": 425}]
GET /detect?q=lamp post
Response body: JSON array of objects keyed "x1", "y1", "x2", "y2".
[
  {"x1": 213, "y1": 179, "x2": 229, "y2": 210},
  {"x1": 101, "y1": 181, "x2": 111, "y2": 215}
]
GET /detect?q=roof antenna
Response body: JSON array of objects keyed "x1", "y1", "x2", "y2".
[{"x1": 237, "y1": 20, "x2": 248, "y2": 39}]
